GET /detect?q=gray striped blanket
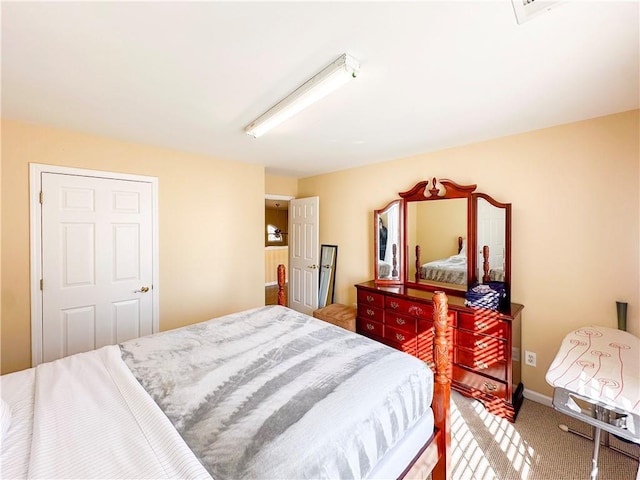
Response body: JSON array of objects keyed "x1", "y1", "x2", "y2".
[{"x1": 121, "y1": 305, "x2": 433, "y2": 479}]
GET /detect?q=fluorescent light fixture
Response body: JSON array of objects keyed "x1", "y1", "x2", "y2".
[
  {"x1": 245, "y1": 53, "x2": 360, "y2": 138},
  {"x1": 511, "y1": 0, "x2": 562, "y2": 24}
]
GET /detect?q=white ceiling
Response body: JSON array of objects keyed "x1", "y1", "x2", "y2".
[{"x1": 2, "y1": 1, "x2": 638, "y2": 178}]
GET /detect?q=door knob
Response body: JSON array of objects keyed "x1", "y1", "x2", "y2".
[
  {"x1": 134, "y1": 286, "x2": 150, "y2": 293},
  {"x1": 308, "y1": 264, "x2": 318, "y2": 269}
]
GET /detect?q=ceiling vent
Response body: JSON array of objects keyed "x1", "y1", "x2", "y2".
[{"x1": 512, "y1": 0, "x2": 562, "y2": 24}]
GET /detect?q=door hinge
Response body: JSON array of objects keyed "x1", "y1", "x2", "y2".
[
  {"x1": 39, "y1": 191, "x2": 43, "y2": 204},
  {"x1": 40, "y1": 279, "x2": 44, "y2": 290}
]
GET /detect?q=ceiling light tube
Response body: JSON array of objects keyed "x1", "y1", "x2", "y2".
[{"x1": 245, "y1": 53, "x2": 360, "y2": 138}]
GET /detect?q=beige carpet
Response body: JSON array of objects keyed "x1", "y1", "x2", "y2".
[{"x1": 449, "y1": 391, "x2": 639, "y2": 480}]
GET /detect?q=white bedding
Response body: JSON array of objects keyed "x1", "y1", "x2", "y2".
[
  {"x1": 1, "y1": 346, "x2": 211, "y2": 480},
  {"x1": 420, "y1": 253, "x2": 467, "y2": 285},
  {"x1": 121, "y1": 306, "x2": 434, "y2": 479},
  {"x1": 1, "y1": 306, "x2": 436, "y2": 480}
]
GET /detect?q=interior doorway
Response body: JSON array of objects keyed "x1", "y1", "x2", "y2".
[{"x1": 264, "y1": 194, "x2": 293, "y2": 305}]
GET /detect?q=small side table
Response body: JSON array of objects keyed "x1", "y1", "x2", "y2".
[{"x1": 313, "y1": 304, "x2": 356, "y2": 332}]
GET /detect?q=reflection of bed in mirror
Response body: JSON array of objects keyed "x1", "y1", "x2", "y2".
[
  {"x1": 481, "y1": 245, "x2": 505, "y2": 282},
  {"x1": 378, "y1": 243, "x2": 398, "y2": 279},
  {"x1": 415, "y1": 237, "x2": 466, "y2": 285}
]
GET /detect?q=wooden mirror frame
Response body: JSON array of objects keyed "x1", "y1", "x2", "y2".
[
  {"x1": 472, "y1": 192, "x2": 512, "y2": 304},
  {"x1": 400, "y1": 178, "x2": 476, "y2": 297},
  {"x1": 374, "y1": 200, "x2": 404, "y2": 285}
]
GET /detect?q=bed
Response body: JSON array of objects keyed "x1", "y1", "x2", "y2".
[
  {"x1": 378, "y1": 243, "x2": 399, "y2": 280},
  {"x1": 480, "y1": 245, "x2": 505, "y2": 283},
  {"x1": 1, "y1": 272, "x2": 452, "y2": 480},
  {"x1": 415, "y1": 237, "x2": 466, "y2": 285}
]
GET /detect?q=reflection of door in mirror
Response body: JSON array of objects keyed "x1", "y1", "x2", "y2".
[
  {"x1": 477, "y1": 197, "x2": 506, "y2": 283},
  {"x1": 406, "y1": 199, "x2": 467, "y2": 290},
  {"x1": 375, "y1": 200, "x2": 403, "y2": 283},
  {"x1": 318, "y1": 245, "x2": 337, "y2": 308}
]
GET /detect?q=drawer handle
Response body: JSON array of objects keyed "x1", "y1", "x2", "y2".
[
  {"x1": 483, "y1": 382, "x2": 497, "y2": 392},
  {"x1": 395, "y1": 317, "x2": 405, "y2": 325},
  {"x1": 366, "y1": 295, "x2": 374, "y2": 303},
  {"x1": 475, "y1": 340, "x2": 488, "y2": 349},
  {"x1": 475, "y1": 361, "x2": 488, "y2": 370},
  {"x1": 366, "y1": 308, "x2": 375, "y2": 316},
  {"x1": 408, "y1": 305, "x2": 424, "y2": 316},
  {"x1": 390, "y1": 301, "x2": 399, "y2": 309},
  {"x1": 366, "y1": 323, "x2": 375, "y2": 331},
  {"x1": 396, "y1": 333, "x2": 405, "y2": 341},
  {"x1": 475, "y1": 321, "x2": 488, "y2": 330}
]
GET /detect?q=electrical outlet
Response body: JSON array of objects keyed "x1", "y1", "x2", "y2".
[{"x1": 525, "y1": 350, "x2": 537, "y2": 367}]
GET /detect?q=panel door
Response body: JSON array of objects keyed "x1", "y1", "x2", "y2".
[
  {"x1": 288, "y1": 196, "x2": 319, "y2": 315},
  {"x1": 41, "y1": 173, "x2": 154, "y2": 363}
]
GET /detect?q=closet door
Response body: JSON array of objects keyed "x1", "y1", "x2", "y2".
[{"x1": 39, "y1": 172, "x2": 154, "y2": 363}]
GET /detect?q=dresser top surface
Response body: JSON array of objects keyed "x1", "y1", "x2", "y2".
[{"x1": 356, "y1": 281, "x2": 524, "y2": 319}]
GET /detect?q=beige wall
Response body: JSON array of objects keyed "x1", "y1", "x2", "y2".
[
  {"x1": 265, "y1": 174, "x2": 298, "y2": 197},
  {"x1": 299, "y1": 110, "x2": 640, "y2": 398},
  {"x1": 1, "y1": 120, "x2": 265, "y2": 374},
  {"x1": 2, "y1": 112, "x2": 638, "y2": 396},
  {"x1": 265, "y1": 247, "x2": 288, "y2": 284}
]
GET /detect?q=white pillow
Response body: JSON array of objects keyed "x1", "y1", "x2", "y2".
[{"x1": 1, "y1": 398, "x2": 12, "y2": 441}]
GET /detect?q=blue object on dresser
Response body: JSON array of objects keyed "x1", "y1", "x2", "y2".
[{"x1": 464, "y1": 282, "x2": 506, "y2": 311}]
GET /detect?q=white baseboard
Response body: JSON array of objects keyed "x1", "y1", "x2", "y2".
[
  {"x1": 265, "y1": 281, "x2": 278, "y2": 287},
  {"x1": 523, "y1": 388, "x2": 553, "y2": 407}
]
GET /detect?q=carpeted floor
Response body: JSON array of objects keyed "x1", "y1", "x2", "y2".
[{"x1": 450, "y1": 391, "x2": 638, "y2": 480}]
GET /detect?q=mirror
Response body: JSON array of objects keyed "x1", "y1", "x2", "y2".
[
  {"x1": 474, "y1": 193, "x2": 511, "y2": 301},
  {"x1": 371, "y1": 177, "x2": 512, "y2": 303},
  {"x1": 406, "y1": 199, "x2": 468, "y2": 291},
  {"x1": 318, "y1": 245, "x2": 338, "y2": 307},
  {"x1": 374, "y1": 200, "x2": 404, "y2": 284},
  {"x1": 400, "y1": 178, "x2": 474, "y2": 295}
]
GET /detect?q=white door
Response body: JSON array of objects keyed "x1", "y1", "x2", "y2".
[
  {"x1": 288, "y1": 197, "x2": 319, "y2": 315},
  {"x1": 39, "y1": 172, "x2": 155, "y2": 363}
]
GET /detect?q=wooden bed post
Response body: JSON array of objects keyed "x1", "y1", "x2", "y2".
[
  {"x1": 415, "y1": 245, "x2": 421, "y2": 283},
  {"x1": 277, "y1": 264, "x2": 287, "y2": 306},
  {"x1": 432, "y1": 291, "x2": 451, "y2": 480},
  {"x1": 392, "y1": 243, "x2": 398, "y2": 277},
  {"x1": 482, "y1": 245, "x2": 490, "y2": 283}
]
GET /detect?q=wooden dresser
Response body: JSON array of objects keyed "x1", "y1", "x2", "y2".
[{"x1": 356, "y1": 281, "x2": 524, "y2": 422}]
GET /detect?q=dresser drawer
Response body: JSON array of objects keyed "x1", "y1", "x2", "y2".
[
  {"x1": 386, "y1": 297, "x2": 442, "y2": 322},
  {"x1": 456, "y1": 349, "x2": 507, "y2": 381},
  {"x1": 384, "y1": 324, "x2": 414, "y2": 344},
  {"x1": 356, "y1": 317, "x2": 383, "y2": 338},
  {"x1": 357, "y1": 290, "x2": 385, "y2": 309},
  {"x1": 458, "y1": 311, "x2": 507, "y2": 339},
  {"x1": 358, "y1": 304, "x2": 384, "y2": 323},
  {"x1": 385, "y1": 311, "x2": 417, "y2": 333},
  {"x1": 457, "y1": 330, "x2": 507, "y2": 355},
  {"x1": 453, "y1": 365, "x2": 508, "y2": 400},
  {"x1": 383, "y1": 326, "x2": 417, "y2": 355}
]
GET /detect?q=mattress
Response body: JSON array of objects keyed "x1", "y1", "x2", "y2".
[{"x1": 1, "y1": 305, "x2": 435, "y2": 480}]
